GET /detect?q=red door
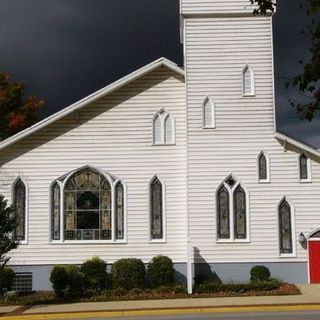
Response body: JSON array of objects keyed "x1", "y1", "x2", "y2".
[{"x1": 309, "y1": 241, "x2": 320, "y2": 283}]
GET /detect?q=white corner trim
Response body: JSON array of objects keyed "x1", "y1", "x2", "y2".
[{"x1": 0, "y1": 58, "x2": 184, "y2": 153}]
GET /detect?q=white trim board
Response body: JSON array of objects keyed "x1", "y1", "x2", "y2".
[{"x1": 0, "y1": 57, "x2": 184, "y2": 152}]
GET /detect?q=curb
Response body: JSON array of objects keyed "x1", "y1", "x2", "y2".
[{"x1": 3, "y1": 304, "x2": 320, "y2": 320}]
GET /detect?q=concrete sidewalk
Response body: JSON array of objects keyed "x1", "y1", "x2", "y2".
[{"x1": 2, "y1": 284, "x2": 320, "y2": 317}]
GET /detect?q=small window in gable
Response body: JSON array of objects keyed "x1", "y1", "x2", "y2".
[
  {"x1": 299, "y1": 153, "x2": 311, "y2": 182},
  {"x1": 242, "y1": 65, "x2": 255, "y2": 96},
  {"x1": 202, "y1": 97, "x2": 215, "y2": 129},
  {"x1": 258, "y1": 151, "x2": 270, "y2": 182},
  {"x1": 13, "y1": 178, "x2": 27, "y2": 241},
  {"x1": 153, "y1": 110, "x2": 175, "y2": 145}
]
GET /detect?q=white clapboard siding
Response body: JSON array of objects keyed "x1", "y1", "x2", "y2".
[
  {"x1": 181, "y1": 0, "x2": 256, "y2": 15},
  {"x1": 185, "y1": 14, "x2": 320, "y2": 264},
  {"x1": 0, "y1": 66, "x2": 187, "y2": 265}
]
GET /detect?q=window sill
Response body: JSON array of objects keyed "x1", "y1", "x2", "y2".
[
  {"x1": 279, "y1": 253, "x2": 297, "y2": 258},
  {"x1": 149, "y1": 239, "x2": 167, "y2": 244},
  {"x1": 216, "y1": 239, "x2": 250, "y2": 244},
  {"x1": 258, "y1": 179, "x2": 270, "y2": 184},
  {"x1": 202, "y1": 126, "x2": 216, "y2": 130},
  {"x1": 152, "y1": 143, "x2": 176, "y2": 147},
  {"x1": 299, "y1": 179, "x2": 312, "y2": 184},
  {"x1": 18, "y1": 240, "x2": 28, "y2": 245},
  {"x1": 242, "y1": 94, "x2": 255, "y2": 97}
]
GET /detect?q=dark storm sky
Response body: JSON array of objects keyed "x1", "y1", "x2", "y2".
[{"x1": 0, "y1": 0, "x2": 318, "y2": 146}]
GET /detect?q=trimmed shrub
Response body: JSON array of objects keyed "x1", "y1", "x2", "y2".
[
  {"x1": 80, "y1": 257, "x2": 108, "y2": 292},
  {"x1": 147, "y1": 255, "x2": 175, "y2": 288},
  {"x1": 50, "y1": 265, "x2": 83, "y2": 298},
  {"x1": 0, "y1": 267, "x2": 15, "y2": 295},
  {"x1": 196, "y1": 281, "x2": 280, "y2": 294},
  {"x1": 111, "y1": 259, "x2": 145, "y2": 291},
  {"x1": 250, "y1": 265, "x2": 271, "y2": 282}
]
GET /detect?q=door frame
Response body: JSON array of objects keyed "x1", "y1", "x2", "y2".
[{"x1": 307, "y1": 228, "x2": 320, "y2": 283}]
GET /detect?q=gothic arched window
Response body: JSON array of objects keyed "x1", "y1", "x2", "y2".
[
  {"x1": 150, "y1": 176, "x2": 164, "y2": 240},
  {"x1": 279, "y1": 199, "x2": 293, "y2": 254},
  {"x1": 13, "y1": 178, "x2": 27, "y2": 241}
]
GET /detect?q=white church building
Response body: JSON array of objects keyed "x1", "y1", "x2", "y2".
[{"x1": 1, "y1": 0, "x2": 320, "y2": 291}]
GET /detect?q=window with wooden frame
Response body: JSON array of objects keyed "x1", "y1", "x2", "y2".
[
  {"x1": 242, "y1": 65, "x2": 255, "y2": 96},
  {"x1": 150, "y1": 176, "x2": 164, "y2": 241},
  {"x1": 217, "y1": 176, "x2": 249, "y2": 242},
  {"x1": 152, "y1": 109, "x2": 175, "y2": 145},
  {"x1": 278, "y1": 198, "x2": 293, "y2": 255},
  {"x1": 13, "y1": 177, "x2": 27, "y2": 241},
  {"x1": 202, "y1": 96, "x2": 215, "y2": 129},
  {"x1": 299, "y1": 153, "x2": 311, "y2": 182},
  {"x1": 258, "y1": 151, "x2": 270, "y2": 182}
]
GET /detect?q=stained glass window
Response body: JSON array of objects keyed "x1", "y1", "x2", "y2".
[
  {"x1": 217, "y1": 185, "x2": 230, "y2": 239},
  {"x1": 234, "y1": 186, "x2": 246, "y2": 239},
  {"x1": 259, "y1": 153, "x2": 267, "y2": 180},
  {"x1": 13, "y1": 178, "x2": 26, "y2": 241},
  {"x1": 64, "y1": 168, "x2": 112, "y2": 240},
  {"x1": 300, "y1": 154, "x2": 308, "y2": 180},
  {"x1": 279, "y1": 199, "x2": 293, "y2": 254},
  {"x1": 51, "y1": 182, "x2": 60, "y2": 240},
  {"x1": 150, "y1": 177, "x2": 163, "y2": 240},
  {"x1": 115, "y1": 181, "x2": 124, "y2": 240}
]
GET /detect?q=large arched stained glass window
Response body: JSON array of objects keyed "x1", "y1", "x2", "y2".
[
  {"x1": 217, "y1": 185, "x2": 230, "y2": 239},
  {"x1": 13, "y1": 178, "x2": 26, "y2": 241},
  {"x1": 150, "y1": 177, "x2": 163, "y2": 240},
  {"x1": 279, "y1": 199, "x2": 293, "y2": 254},
  {"x1": 64, "y1": 168, "x2": 112, "y2": 241}
]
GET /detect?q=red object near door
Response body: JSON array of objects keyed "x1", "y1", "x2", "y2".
[{"x1": 309, "y1": 241, "x2": 320, "y2": 283}]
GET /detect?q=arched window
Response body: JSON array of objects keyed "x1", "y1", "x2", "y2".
[
  {"x1": 13, "y1": 178, "x2": 27, "y2": 241},
  {"x1": 202, "y1": 97, "x2": 215, "y2": 129},
  {"x1": 115, "y1": 181, "x2": 124, "y2": 240},
  {"x1": 150, "y1": 177, "x2": 163, "y2": 240},
  {"x1": 217, "y1": 185, "x2": 230, "y2": 239},
  {"x1": 234, "y1": 185, "x2": 246, "y2": 239},
  {"x1": 164, "y1": 114, "x2": 174, "y2": 144},
  {"x1": 242, "y1": 65, "x2": 255, "y2": 96},
  {"x1": 299, "y1": 154, "x2": 310, "y2": 181},
  {"x1": 278, "y1": 199, "x2": 293, "y2": 254},
  {"x1": 153, "y1": 110, "x2": 175, "y2": 145},
  {"x1": 51, "y1": 182, "x2": 61, "y2": 240},
  {"x1": 217, "y1": 176, "x2": 249, "y2": 241},
  {"x1": 258, "y1": 152, "x2": 269, "y2": 182},
  {"x1": 64, "y1": 168, "x2": 112, "y2": 241}
]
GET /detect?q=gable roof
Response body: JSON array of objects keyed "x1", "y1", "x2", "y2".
[
  {"x1": 275, "y1": 132, "x2": 320, "y2": 159},
  {"x1": 0, "y1": 57, "x2": 184, "y2": 152}
]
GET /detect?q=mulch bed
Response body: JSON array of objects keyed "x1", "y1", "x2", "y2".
[{"x1": 0, "y1": 283, "x2": 301, "y2": 306}]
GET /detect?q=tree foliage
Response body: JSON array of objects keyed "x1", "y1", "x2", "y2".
[
  {"x1": 0, "y1": 73, "x2": 44, "y2": 140},
  {"x1": 0, "y1": 195, "x2": 19, "y2": 267},
  {"x1": 251, "y1": 0, "x2": 320, "y2": 121}
]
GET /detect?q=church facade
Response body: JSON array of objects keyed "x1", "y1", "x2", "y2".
[{"x1": 1, "y1": 0, "x2": 320, "y2": 291}]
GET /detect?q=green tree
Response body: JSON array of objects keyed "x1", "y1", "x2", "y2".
[
  {"x1": 0, "y1": 73, "x2": 44, "y2": 140},
  {"x1": 251, "y1": 0, "x2": 320, "y2": 121},
  {"x1": 0, "y1": 195, "x2": 19, "y2": 267}
]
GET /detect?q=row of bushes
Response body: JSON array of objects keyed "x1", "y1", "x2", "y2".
[{"x1": 50, "y1": 256, "x2": 175, "y2": 297}]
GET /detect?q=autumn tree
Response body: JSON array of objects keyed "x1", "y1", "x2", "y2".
[
  {"x1": 0, "y1": 73, "x2": 44, "y2": 140},
  {"x1": 251, "y1": 0, "x2": 320, "y2": 121}
]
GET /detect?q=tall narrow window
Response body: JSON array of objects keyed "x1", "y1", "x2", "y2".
[
  {"x1": 153, "y1": 114, "x2": 162, "y2": 144},
  {"x1": 164, "y1": 114, "x2": 174, "y2": 144},
  {"x1": 258, "y1": 152, "x2": 268, "y2": 181},
  {"x1": 217, "y1": 185, "x2": 230, "y2": 239},
  {"x1": 150, "y1": 177, "x2": 163, "y2": 240},
  {"x1": 153, "y1": 110, "x2": 175, "y2": 145},
  {"x1": 279, "y1": 199, "x2": 293, "y2": 254},
  {"x1": 51, "y1": 182, "x2": 61, "y2": 240},
  {"x1": 217, "y1": 176, "x2": 249, "y2": 242},
  {"x1": 242, "y1": 65, "x2": 255, "y2": 96},
  {"x1": 299, "y1": 154, "x2": 309, "y2": 181},
  {"x1": 115, "y1": 181, "x2": 124, "y2": 240},
  {"x1": 202, "y1": 97, "x2": 215, "y2": 129},
  {"x1": 13, "y1": 178, "x2": 26, "y2": 241},
  {"x1": 234, "y1": 186, "x2": 246, "y2": 239}
]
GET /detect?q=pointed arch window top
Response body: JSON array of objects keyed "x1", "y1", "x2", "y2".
[
  {"x1": 258, "y1": 151, "x2": 270, "y2": 182},
  {"x1": 299, "y1": 153, "x2": 311, "y2": 182},
  {"x1": 202, "y1": 96, "x2": 216, "y2": 129},
  {"x1": 13, "y1": 177, "x2": 27, "y2": 242},
  {"x1": 242, "y1": 65, "x2": 255, "y2": 96},
  {"x1": 153, "y1": 110, "x2": 175, "y2": 145}
]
